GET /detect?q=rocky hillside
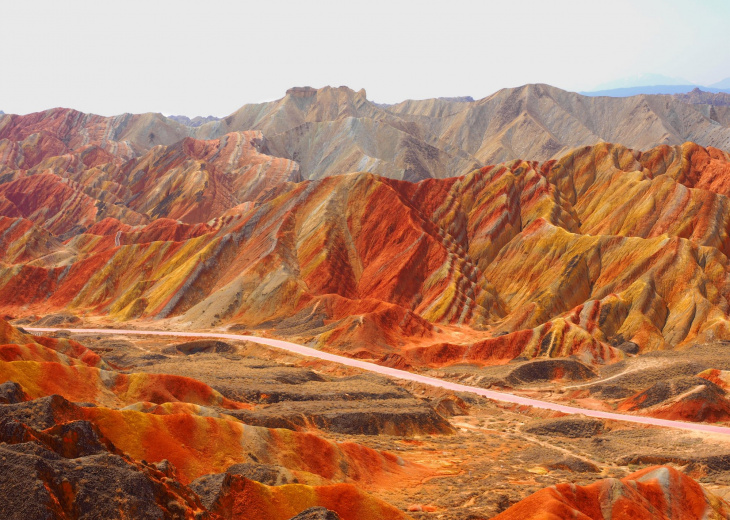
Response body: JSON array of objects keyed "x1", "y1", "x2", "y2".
[
  {"x1": 1, "y1": 130, "x2": 730, "y2": 370},
  {"x1": 5, "y1": 83, "x2": 730, "y2": 182},
  {"x1": 167, "y1": 114, "x2": 221, "y2": 127},
  {"x1": 494, "y1": 466, "x2": 730, "y2": 519},
  {"x1": 673, "y1": 88, "x2": 730, "y2": 106},
  {"x1": 0, "y1": 319, "x2": 426, "y2": 519},
  {"x1": 194, "y1": 84, "x2": 730, "y2": 179}
]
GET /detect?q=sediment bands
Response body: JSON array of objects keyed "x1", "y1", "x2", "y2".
[{"x1": 1, "y1": 132, "x2": 730, "y2": 366}]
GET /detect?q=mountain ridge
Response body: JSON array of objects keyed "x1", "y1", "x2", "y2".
[{"x1": 5, "y1": 83, "x2": 730, "y2": 182}]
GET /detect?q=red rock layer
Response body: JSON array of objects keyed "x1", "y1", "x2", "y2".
[
  {"x1": 617, "y1": 376, "x2": 730, "y2": 423},
  {"x1": 0, "y1": 108, "x2": 301, "y2": 229},
  {"x1": 493, "y1": 466, "x2": 730, "y2": 520},
  {"x1": 0, "y1": 321, "x2": 427, "y2": 489},
  {"x1": 2, "y1": 142, "x2": 730, "y2": 371},
  {"x1": 208, "y1": 476, "x2": 410, "y2": 520},
  {"x1": 0, "y1": 107, "x2": 182, "y2": 156}
]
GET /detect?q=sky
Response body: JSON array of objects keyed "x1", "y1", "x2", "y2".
[{"x1": 1, "y1": 0, "x2": 729, "y2": 116}]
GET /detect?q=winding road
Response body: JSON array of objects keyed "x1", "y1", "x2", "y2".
[{"x1": 26, "y1": 326, "x2": 730, "y2": 437}]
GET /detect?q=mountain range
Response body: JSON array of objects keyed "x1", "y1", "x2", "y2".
[
  {"x1": 3, "y1": 86, "x2": 730, "y2": 367},
  {"x1": 6, "y1": 83, "x2": 730, "y2": 184},
  {"x1": 582, "y1": 74, "x2": 730, "y2": 97},
  {"x1": 5, "y1": 84, "x2": 730, "y2": 518}
]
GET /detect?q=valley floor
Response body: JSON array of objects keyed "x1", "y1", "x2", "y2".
[{"x1": 19, "y1": 319, "x2": 730, "y2": 519}]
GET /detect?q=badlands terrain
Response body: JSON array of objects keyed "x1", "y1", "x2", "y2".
[{"x1": 4, "y1": 85, "x2": 730, "y2": 518}]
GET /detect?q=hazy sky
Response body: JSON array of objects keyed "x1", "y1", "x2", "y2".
[{"x1": 2, "y1": 0, "x2": 729, "y2": 116}]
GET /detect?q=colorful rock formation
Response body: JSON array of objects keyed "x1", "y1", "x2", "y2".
[
  {"x1": 0, "y1": 321, "x2": 425, "y2": 518},
  {"x1": 3, "y1": 140, "x2": 730, "y2": 372},
  {"x1": 493, "y1": 466, "x2": 730, "y2": 520}
]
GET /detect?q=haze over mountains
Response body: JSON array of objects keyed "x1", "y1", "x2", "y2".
[{"x1": 582, "y1": 73, "x2": 730, "y2": 97}]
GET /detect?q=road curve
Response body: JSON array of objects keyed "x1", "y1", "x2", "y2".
[{"x1": 26, "y1": 326, "x2": 730, "y2": 436}]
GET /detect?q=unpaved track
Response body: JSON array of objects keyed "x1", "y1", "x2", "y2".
[{"x1": 27, "y1": 327, "x2": 730, "y2": 436}]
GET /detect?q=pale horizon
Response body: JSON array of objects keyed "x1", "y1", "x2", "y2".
[{"x1": 2, "y1": 0, "x2": 729, "y2": 117}]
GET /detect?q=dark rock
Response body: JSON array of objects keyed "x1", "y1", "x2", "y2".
[
  {"x1": 0, "y1": 417, "x2": 38, "y2": 444},
  {"x1": 215, "y1": 372, "x2": 408, "y2": 404},
  {"x1": 225, "y1": 398, "x2": 453, "y2": 435},
  {"x1": 189, "y1": 473, "x2": 228, "y2": 510},
  {"x1": 431, "y1": 395, "x2": 469, "y2": 417},
  {"x1": 289, "y1": 507, "x2": 342, "y2": 520},
  {"x1": 154, "y1": 459, "x2": 177, "y2": 478},
  {"x1": 687, "y1": 453, "x2": 730, "y2": 473},
  {"x1": 618, "y1": 452, "x2": 730, "y2": 474},
  {"x1": 588, "y1": 384, "x2": 634, "y2": 399},
  {"x1": 524, "y1": 416, "x2": 605, "y2": 438},
  {"x1": 43, "y1": 420, "x2": 117, "y2": 458},
  {"x1": 191, "y1": 463, "x2": 298, "y2": 510},
  {"x1": 506, "y1": 359, "x2": 597, "y2": 385},
  {"x1": 616, "y1": 341, "x2": 640, "y2": 355},
  {"x1": 544, "y1": 456, "x2": 600, "y2": 473},
  {"x1": 255, "y1": 368, "x2": 327, "y2": 385},
  {"x1": 0, "y1": 416, "x2": 205, "y2": 519},
  {"x1": 33, "y1": 313, "x2": 81, "y2": 327},
  {"x1": 623, "y1": 376, "x2": 726, "y2": 410},
  {"x1": 0, "y1": 381, "x2": 27, "y2": 404},
  {"x1": 0, "y1": 395, "x2": 82, "y2": 430},
  {"x1": 169, "y1": 340, "x2": 235, "y2": 355},
  {"x1": 225, "y1": 462, "x2": 295, "y2": 485}
]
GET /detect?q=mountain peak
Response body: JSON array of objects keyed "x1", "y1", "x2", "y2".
[
  {"x1": 286, "y1": 86, "x2": 319, "y2": 98},
  {"x1": 284, "y1": 85, "x2": 366, "y2": 99},
  {"x1": 711, "y1": 77, "x2": 730, "y2": 89}
]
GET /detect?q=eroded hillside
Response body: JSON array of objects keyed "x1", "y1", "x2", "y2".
[{"x1": 2, "y1": 126, "x2": 730, "y2": 373}]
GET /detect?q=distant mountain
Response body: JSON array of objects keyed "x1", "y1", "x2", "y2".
[
  {"x1": 192, "y1": 83, "x2": 730, "y2": 177},
  {"x1": 4, "y1": 83, "x2": 730, "y2": 184},
  {"x1": 711, "y1": 77, "x2": 730, "y2": 89},
  {"x1": 195, "y1": 86, "x2": 482, "y2": 181},
  {"x1": 5, "y1": 87, "x2": 730, "y2": 367},
  {"x1": 166, "y1": 114, "x2": 220, "y2": 127},
  {"x1": 583, "y1": 85, "x2": 730, "y2": 97},
  {"x1": 0, "y1": 107, "x2": 196, "y2": 156},
  {"x1": 593, "y1": 73, "x2": 692, "y2": 90},
  {"x1": 672, "y1": 88, "x2": 730, "y2": 106},
  {"x1": 583, "y1": 74, "x2": 730, "y2": 97},
  {"x1": 374, "y1": 95, "x2": 474, "y2": 109},
  {"x1": 437, "y1": 95, "x2": 474, "y2": 102}
]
